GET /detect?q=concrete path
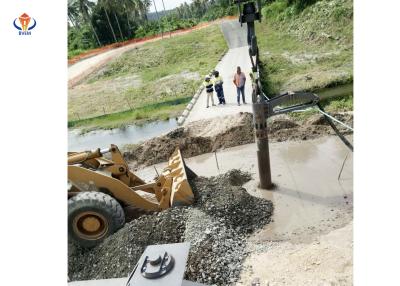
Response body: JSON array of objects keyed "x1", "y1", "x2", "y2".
[
  {"x1": 184, "y1": 21, "x2": 253, "y2": 124},
  {"x1": 136, "y1": 136, "x2": 353, "y2": 242}
]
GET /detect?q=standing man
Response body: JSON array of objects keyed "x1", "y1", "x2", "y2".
[
  {"x1": 213, "y1": 70, "x2": 225, "y2": 105},
  {"x1": 203, "y1": 75, "x2": 215, "y2": 108},
  {"x1": 233, "y1": 66, "x2": 246, "y2": 105}
]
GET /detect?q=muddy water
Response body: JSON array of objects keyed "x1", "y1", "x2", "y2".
[
  {"x1": 136, "y1": 136, "x2": 353, "y2": 242},
  {"x1": 317, "y1": 82, "x2": 353, "y2": 99},
  {"x1": 68, "y1": 83, "x2": 353, "y2": 151},
  {"x1": 68, "y1": 119, "x2": 177, "y2": 151}
]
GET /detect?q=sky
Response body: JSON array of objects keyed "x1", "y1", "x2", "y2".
[{"x1": 149, "y1": 0, "x2": 193, "y2": 13}]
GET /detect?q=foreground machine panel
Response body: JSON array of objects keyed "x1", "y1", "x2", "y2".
[
  {"x1": 126, "y1": 243, "x2": 206, "y2": 286},
  {"x1": 68, "y1": 243, "x2": 206, "y2": 286},
  {"x1": 68, "y1": 145, "x2": 196, "y2": 247}
]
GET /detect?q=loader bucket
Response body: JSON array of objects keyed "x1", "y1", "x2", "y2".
[{"x1": 162, "y1": 148, "x2": 195, "y2": 207}]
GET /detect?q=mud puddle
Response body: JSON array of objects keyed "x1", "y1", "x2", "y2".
[
  {"x1": 135, "y1": 135, "x2": 353, "y2": 243},
  {"x1": 317, "y1": 82, "x2": 353, "y2": 100}
]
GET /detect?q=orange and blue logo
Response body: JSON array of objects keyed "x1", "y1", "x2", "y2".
[{"x1": 13, "y1": 13, "x2": 36, "y2": 35}]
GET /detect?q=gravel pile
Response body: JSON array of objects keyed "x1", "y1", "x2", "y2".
[
  {"x1": 185, "y1": 171, "x2": 272, "y2": 285},
  {"x1": 68, "y1": 170, "x2": 273, "y2": 285},
  {"x1": 68, "y1": 207, "x2": 188, "y2": 280}
]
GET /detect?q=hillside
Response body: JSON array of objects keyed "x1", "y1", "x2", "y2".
[{"x1": 257, "y1": 0, "x2": 353, "y2": 94}]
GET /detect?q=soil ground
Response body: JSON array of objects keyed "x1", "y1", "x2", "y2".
[
  {"x1": 123, "y1": 111, "x2": 353, "y2": 169},
  {"x1": 69, "y1": 117, "x2": 353, "y2": 285},
  {"x1": 238, "y1": 222, "x2": 353, "y2": 286},
  {"x1": 68, "y1": 1, "x2": 353, "y2": 283}
]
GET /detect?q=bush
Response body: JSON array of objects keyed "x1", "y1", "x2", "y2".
[
  {"x1": 261, "y1": 0, "x2": 289, "y2": 21},
  {"x1": 68, "y1": 25, "x2": 96, "y2": 50},
  {"x1": 287, "y1": 0, "x2": 318, "y2": 10},
  {"x1": 201, "y1": 6, "x2": 230, "y2": 21}
]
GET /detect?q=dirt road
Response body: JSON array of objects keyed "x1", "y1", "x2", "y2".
[
  {"x1": 68, "y1": 23, "x2": 213, "y2": 88},
  {"x1": 184, "y1": 21, "x2": 254, "y2": 124}
]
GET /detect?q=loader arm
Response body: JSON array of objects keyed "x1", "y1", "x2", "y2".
[
  {"x1": 68, "y1": 165, "x2": 161, "y2": 211},
  {"x1": 68, "y1": 145, "x2": 195, "y2": 211}
]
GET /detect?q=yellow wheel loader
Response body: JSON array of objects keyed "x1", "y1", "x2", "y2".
[{"x1": 68, "y1": 144, "x2": 196, "y2": 248}]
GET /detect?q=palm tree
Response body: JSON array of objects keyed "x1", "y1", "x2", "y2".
[
  {"x1": 78, "y1": 0, "x2": 101, "y2": 45},
  {"x1": 160, "y1": 0, "x2": 171, "y2": 37},
  {"x1": 99, "y1": 0, "x2": 118, "y2": 43},
  {"x1": 111, "y1": 0, "x2": 124, "y2": 41},
  {"x1": 68, "y1": 0, "x2": 80, "y2": 27},
  {"x1": 152, "y1": 0, "x2": 163, "y2": 38},
  {"x1": 122, "y1": 0, "x2": 135, "y2": 33},
  {"x1": 138, "y1": 0, "x2": 151, "y2": 22},
  {"x1": 183, "y1": 2, "x2": 191, "y2": 19}
]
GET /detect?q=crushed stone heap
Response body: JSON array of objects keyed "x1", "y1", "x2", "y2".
[{"x1": 68, "y1": 170, "x2": 273, "y2": 286}]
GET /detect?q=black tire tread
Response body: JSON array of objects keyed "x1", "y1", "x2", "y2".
[{"x1": 68, "y1": 192, "x2": 125, "y2": 247}]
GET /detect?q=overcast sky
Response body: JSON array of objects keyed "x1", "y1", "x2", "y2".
[{"x1": 149, "y1": 0, "x2": 193, "y2": 13}]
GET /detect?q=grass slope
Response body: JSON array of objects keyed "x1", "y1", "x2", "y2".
[
  {"x1": 68, "y1": 24, "x2": 228, "y2": 130},
  {"x1": 68, "y1": 97, "x2": 191, "y2": 132},
  {"x1": 257, "y1": 0, "x2": 353, "y2": 97}
]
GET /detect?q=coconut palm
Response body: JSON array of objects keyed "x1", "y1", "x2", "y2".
[
  {"x1": 138, "y1": 0, "x2": 151, "y2": 22},
  {"x1": 121, "y1": 0, "x2": 136, "y2": 31},
  {"x1": 98, "y1": 0, "x2": 118, "y2": 42},
  {"x1": 69, "y1": 0, "x2": 101, "y2": 45},
  {"x1": 152, "y1": 0, "x2": 163, "y2": 37},
  {"x1": 160, "y1": 0, "x2": 172, "y2": 37},
  {"x1": 110, "y1": 0, "x2": 125, "y2": 41},
  {"x1": 78, "y1": 0, "x2": 101, "y2": 45},
  {"x1": 68, "y1": 0, "x2": 80, "y2": 27}
]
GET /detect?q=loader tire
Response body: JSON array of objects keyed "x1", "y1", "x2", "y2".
[{"x1": 68, "y1": 192, "x2": 125, "y2": 248}]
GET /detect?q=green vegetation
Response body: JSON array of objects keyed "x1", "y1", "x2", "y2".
[
  {"x1": 289, "y1": 93, "x2": 353, "y2": 120},
  {"x1": 68, "y1": 24, "x2": 227, "y2": 130},
  {"x1": 323, "y1": 94, "x2": 353, "y2": 111},
  {"x1": 257, "y1": 0, "x2": 353, "y2": 95},
  {"x1": 87, "y1": 25, "x2": 227, "y2": 83},
  {"x1": 68, "y1": 0, "x2": 353, "y2": 131},
  {"x1": 68, "y1": 0, "x2": 236, "y2": 58},
  {"x1": 68, "y1": 97, "x2": 191, "y2": 132}
]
